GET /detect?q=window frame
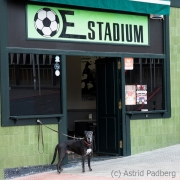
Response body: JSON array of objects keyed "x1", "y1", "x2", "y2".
[
  {"x1": 9, "y1": 53, "x2": 62, "y2": 117},
  {"x1": 122, "y1": 17, "x2": 171, "y2": 120},
  {"x1": 124, "y1": 58, "x2": 165, "y2": 112},
  {"x1": 1, "y1": 49, "x2": 67, "y2": 126},
  {"x1": 120, "y1": 53, "x2": 170, "y2": 120}
]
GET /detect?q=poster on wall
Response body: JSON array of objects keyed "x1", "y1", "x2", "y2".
[
  {"x1": 125, "y1": 85, "x2": 136, "y2": 105},
  {"x1": 81, "y1": 57, "x2": 96, "y2": 101},
  {"x1": 136, "y1": 85, "x2": 147, "y2": 104},
  {"x1": 124, "y1": 57, "x2": 134, "y2": 70}
]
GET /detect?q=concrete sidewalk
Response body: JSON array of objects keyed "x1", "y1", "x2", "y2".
[{"x1": 11, "y1": 144, "x2": 180, "y2": 180}]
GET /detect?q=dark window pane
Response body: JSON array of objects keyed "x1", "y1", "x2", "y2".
[
  {"x1": 9, "y1": 53, "x2": 62, "y2": 116},
  {"x1": 125, "y1": 58, "x2": 163, "y2": 111}
]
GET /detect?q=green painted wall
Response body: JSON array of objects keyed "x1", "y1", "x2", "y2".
[
  {"x1": 0, "y1": 104, "x2": 58, "y2": 179},
  {"x1": 130, "y1": 7, "x2": 180, "y2": 155}
]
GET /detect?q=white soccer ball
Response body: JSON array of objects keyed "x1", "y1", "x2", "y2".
[{"x1": 34, "y1": 8, "x2": 60, "y2": 38}]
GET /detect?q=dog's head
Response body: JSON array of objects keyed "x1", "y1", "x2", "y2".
[{"x1": 84, "y1": 131, "x2": 93, "y2": 144}]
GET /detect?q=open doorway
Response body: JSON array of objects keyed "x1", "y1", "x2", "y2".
[
  {"x1": 66, "y1": 55, "x2": 97, "y2": 134},
  {"x1": 66, "y1": 55, "x2": 98, "y2": 159},
  {"x1": 66, "y1": 55, "x2": 123, "y2": 159}
]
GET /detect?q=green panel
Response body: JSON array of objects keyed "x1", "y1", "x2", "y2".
[
  {"x1": 107, "y1": 117, "x2": 117, "y2": 150},
  {"x1": 106, "y1": 62, "x2": 116, "y2": 114},
  {"x1": 0, "y1": 125, "x2": 58, "y2": 176},
  {"x1": 27, "y1": 4, "x2": 149, "y2": 45},
  {"x1": 29, "y1": 0, "x2": 170, "y2": 15}
]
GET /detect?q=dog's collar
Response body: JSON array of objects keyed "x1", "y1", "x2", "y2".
[{"x1": 84, "y1": 140, "x2": 92, "y2": 146}]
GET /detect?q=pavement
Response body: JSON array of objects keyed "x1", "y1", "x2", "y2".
[{"x1": 10, "y1": 144, "x2": 180, "y2": 180}]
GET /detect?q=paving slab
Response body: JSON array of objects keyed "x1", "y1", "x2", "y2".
[{"x1": 10, "y1": 144, "x2": 180, "y2": 180}]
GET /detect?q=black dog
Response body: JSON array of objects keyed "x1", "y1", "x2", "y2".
[{"x1": 51, "y1": 131, "x2": 93, "y2": 173}]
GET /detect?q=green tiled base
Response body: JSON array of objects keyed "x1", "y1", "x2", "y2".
[
  {"x1": 0, "y1": 124, "x2": 58, "y2": 179},
  {"x1": 0, "y1": 169, "x2": 3, "y2": 180}
]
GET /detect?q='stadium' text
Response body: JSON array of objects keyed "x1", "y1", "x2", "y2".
[
  {"x1": 58, "y1": 9, "x2": 144, "y2": 43},
  {"x1": 88, "y1": 21, "x2": 144, "y2": 43}
]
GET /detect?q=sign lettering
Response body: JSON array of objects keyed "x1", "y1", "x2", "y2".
[{"x1": 27, "y1": 4, "x2": 149, "y2": 45}]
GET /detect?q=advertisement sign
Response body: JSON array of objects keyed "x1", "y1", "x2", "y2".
[
  {"x1": 124, "y1": 58, "x2": 134, "y2": 70},
  {"x1": 136, "y1": 85, "x2": 147, "y2": 104},
  {"x1": 27, "y1": 4, "x2": 149, "y2": 45},
  {"x1": 125, "y1": 85, "x2": 136, "y2": 105}
]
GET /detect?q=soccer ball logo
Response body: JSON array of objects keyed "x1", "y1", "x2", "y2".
[{"x1": 34, "y1": 8, "x2": 60, "y2": 38}]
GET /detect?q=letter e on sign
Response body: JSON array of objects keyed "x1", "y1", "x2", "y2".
[{"x1": 124, "y1": 57, "x2": 134, "y2": 70}]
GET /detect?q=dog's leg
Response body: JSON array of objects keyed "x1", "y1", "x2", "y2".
[
  {"x1": 57, "y1": 148, "x2": 66, "y2": 174},
  {"x1": 87, "y1": 155, "x2": 92, "y2": 171},
  {"x1": 51, "y1": 145, "x2": 58, "y2": 165},
  {"x1": 82, "y1": 155, "x2": 85, "y2": 173}
]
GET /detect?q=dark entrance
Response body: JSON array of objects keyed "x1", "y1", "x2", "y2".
[{"x1": 96, "y1": 58, "x2": 122, "y2": 155}]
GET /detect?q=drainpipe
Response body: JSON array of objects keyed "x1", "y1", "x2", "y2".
[{"x1": 59, "y1": 54, "x2": 68, "y2": 165}]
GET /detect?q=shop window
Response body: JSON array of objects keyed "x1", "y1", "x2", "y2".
[
  {"x1": 1, "y1": 51, "x2": 64, "y2": 126},
  {"x1": 9, "y1": 53, "x2": 62, "y2": 116},
  {"x1": 125, "y1": 58, "x2": 164, "y2": 112}
]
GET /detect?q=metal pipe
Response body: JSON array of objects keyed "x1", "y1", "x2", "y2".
[
  {"x1": 32, "y1": 54, "x2": 36, "y2": 90},
  {"x1": 140, "y1": 58, "x2": 142, "y2": 84},
  {"x1": 36, "y1": 54, "x2": 41, "y2": 95},
  {"x1": 154, "y1": 58, "x2": 156, "y2": 89},
  {"x1": 150, "y1": 59, "x2": 153, "y2": 93}
]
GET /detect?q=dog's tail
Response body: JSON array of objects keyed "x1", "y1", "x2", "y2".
[{"x1": 51, "y1": 144, "x2": 58, "y2": 164}]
